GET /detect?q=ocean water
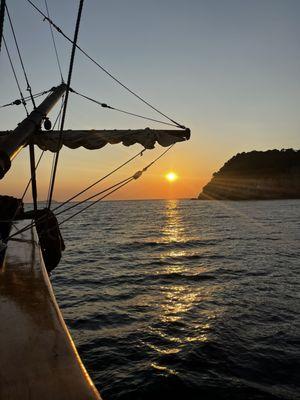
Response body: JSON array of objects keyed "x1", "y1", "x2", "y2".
[{"x1": 51, "y1": 200, "x2": 300, "y2": 400}]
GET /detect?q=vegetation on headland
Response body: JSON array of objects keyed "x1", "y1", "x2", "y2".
[{"x1": 198, "y1": 149, "x2": 300, "y2": 200}]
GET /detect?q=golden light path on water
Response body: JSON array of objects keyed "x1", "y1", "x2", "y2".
[{"x1": 147, "y1": 200, "x2": 224, "y2": 375}]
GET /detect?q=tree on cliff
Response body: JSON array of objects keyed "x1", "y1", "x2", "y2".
[
  {"x1": 214, "y1": 149, "x2": 300, "y2": 177},
  {"x1": 199, "y1": 149, "x2": 300, "y2": 200}
]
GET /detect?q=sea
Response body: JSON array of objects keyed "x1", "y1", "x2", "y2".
[{"x1": 51, "y1": 199, "x2": 300, "y2": 400}]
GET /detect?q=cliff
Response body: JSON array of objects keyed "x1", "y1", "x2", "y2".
[{"x1": 198, "y1": 149, "x2": 300, "y2": 200}]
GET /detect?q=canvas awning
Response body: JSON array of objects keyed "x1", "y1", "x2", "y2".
[
  {"x1": 27, "y1": 128, "x2": 190, "y2": 152},
  {"x1": 1, "y1": 128, "x2": 190, "y2": 152}
]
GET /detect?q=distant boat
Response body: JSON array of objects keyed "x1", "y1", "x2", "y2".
[{"x1": 0, "y1": 1, "x2": 190, "y2": 398}]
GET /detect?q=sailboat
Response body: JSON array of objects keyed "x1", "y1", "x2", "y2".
[{"x1": 0, "y1": 1, "x2": 190, "y2": 398}]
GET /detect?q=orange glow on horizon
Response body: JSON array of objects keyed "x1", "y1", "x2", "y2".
[{"x1": 0, "y1": 145, "x2": 212, "y2": 201}]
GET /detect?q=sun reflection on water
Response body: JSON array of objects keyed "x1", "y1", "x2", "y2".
[
  {"x1": 151, "y1": 362, "x2": 177, "y2": 375},
  {"x1": 159, "y1": 285, "x2": 198, "y2": 323},
  {"x1": 161, "y1": 200, "x2": 185, "y2": 243},
  {"x1": 144, "y1": 200, "x2": 224, "y2": 374}
]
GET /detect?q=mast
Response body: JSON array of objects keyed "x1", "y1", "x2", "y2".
[
  {"x1": 0, "y1": 83, "x2": 67, "y2": 179},
  {"x1": 0, "y1": 0, "x2": 5, "y2": 53}
]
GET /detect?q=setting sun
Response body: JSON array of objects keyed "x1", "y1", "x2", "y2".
[{"x1": 165, "y1": 172, "x2": 178, "y2": 182}]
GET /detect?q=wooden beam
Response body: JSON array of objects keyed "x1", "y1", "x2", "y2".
[{"x1": 0, "y1": 83, "x2": 67, "y2": 179}]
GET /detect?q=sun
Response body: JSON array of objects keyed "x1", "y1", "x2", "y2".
[{"x1": 165, "y1": 172, "x2": 178, "y2": 182}]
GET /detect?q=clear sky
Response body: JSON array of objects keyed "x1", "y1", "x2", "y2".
[{"x1": 1, "y1": 0, "x2": 299, "y2": 201}]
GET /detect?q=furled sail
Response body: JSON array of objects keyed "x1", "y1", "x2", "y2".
[{"x1": 29, "y1": 128, "x2": 191, "y2": 152}]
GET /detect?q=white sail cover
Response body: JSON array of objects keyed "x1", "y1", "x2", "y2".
[{"x1": 29, "y1": 128, "x2": 190, "y2": 152}]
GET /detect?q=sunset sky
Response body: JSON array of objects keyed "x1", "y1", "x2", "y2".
[{"x1": 1, "y1": 0, "x2": 299, "y2": 201}]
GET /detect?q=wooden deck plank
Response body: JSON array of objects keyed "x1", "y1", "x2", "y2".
[{"x1": 0, "y1": 221, "x2": 101, "y2": 400}]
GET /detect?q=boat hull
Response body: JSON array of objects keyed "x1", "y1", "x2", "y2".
[{"x1": 0, "y1": 221, "x2": 101, "y2": 400}]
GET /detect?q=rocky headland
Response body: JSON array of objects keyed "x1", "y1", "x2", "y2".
[{"x1": 198, "y1": 149, "x2": 300, "y2": 200}]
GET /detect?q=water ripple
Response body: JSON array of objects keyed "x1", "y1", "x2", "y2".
[{"x1": 52, "y1": 199, "x2": 300, "y2": 400}]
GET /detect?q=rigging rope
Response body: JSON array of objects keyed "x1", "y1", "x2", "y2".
[
  {"x1": 47, "y1": 0, "x2": 85, "y2": 209},
  {"x1": 7, "y1": 156, "x2": 137, "y2": 239},
  {"x1": 56, "y1": 177, "x2": 133, "y2": 219},
  {"x1": 0, "y1": 0, "x2": 5, "y2": 53},
  {"x1": 70, "y1": 88, "x2": 183, "y2": 129},
  {"x1": 5, "y1": 4, "x2": 36, "y2": 108},
  {"x1": 6, "y1": 95, "x2": 66, "y2": 225},
  {"x1": 7, "y1": 144, "x2": 175, "y2": 240},
  {"x1": 58, "y1": 178, "x2": 135, "y2": 226},
  {"x1": 29, "y1": 142, "x2": 38, "y2": 212},
  {"x1": 25, "y1": 0, "x2": 185, "y2": 129},
  {"x1": 3, "y1": 36, "x2": 28, "y2": 115},
  {"x1": 56, "y1": 144, "x2": 174, "y2": 223},
  {"x1": 5, "y1": 4, "x2": 40, "y2": 211},
  {"x1": 23, "y1": 99, "x2": 65, "y2": 201},
  {"x1": 2, "y1": 2, "x2": 185, "y2": 238},
  {"x1": 7, "y1": 148, "x2": 144, "y2": 238},
  {"x1": 44, "y1": 0, "x2": 64, "y2": 82},
  {"x1": 21, "y1": 150, "x2": 44, "y2": 200},
  {"x1": 0, "y1": 88, "x2": 52, "y2": 108},
  {"x1": 52, "y1": 148, "x2": 145, "y2": 213},
  {"x1": 0, "y1": 151, "x2": 46, "y2": 225},
  {"x1": 46, "y1": 95, "x2": 65, "y2": 205}
]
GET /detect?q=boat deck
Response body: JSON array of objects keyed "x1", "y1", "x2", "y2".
[{"x1": 0, "y1": 221, "x2": 101, "y2": 400}]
